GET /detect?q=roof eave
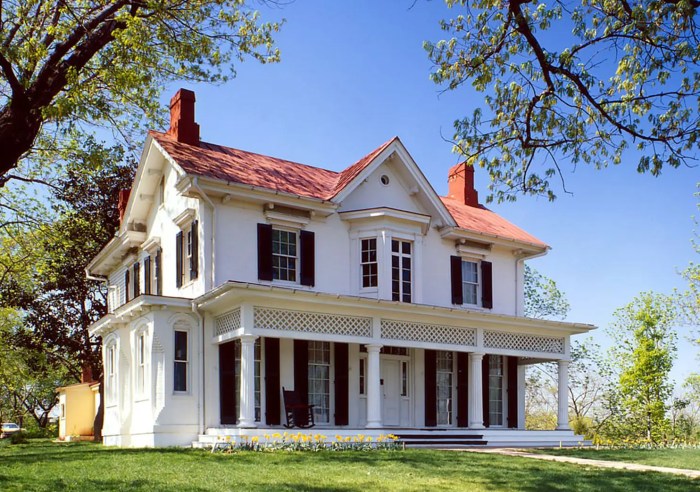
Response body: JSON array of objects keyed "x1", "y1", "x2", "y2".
[{"x1": 439, "y1": 226, "x2": 549, "y2": 256}]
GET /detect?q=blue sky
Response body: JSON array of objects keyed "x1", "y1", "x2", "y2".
[{"x1": 163, "y1": 1, "x2": 698, "y2": 385}]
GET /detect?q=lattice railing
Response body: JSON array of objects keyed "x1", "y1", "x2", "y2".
[
  {"x1": 215, "y1": 308, "x2": 241, "y2": 337},
  {"x1": 380, "y1": 319, "x2": 476, "y2": 347},
  {"x1": 254, "y1": 307, "x2": 372, "y2": 337},
  {"x1": 484, "y1": 331, "x2": 564, "y2": 354}
]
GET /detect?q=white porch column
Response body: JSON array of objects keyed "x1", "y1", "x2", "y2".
[
  {"x1": 238, "y1": 335, "x2": 258, "y2": 428},
  {"x1": 365, "y1": 344, "x2": 383, "y2": 428},
  {"x1": 468, "y1": 352, "x2": 484, "y2": 429},
  {"x1": 517, "y1": 364, "x2": 527, "y2": 429},
  {"x1": 557, "y1": 359, "x2": 570, "y2": 430}
]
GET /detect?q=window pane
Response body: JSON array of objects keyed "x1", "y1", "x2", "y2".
[
  {"x1": 174, "y1": 331, "x2": 187, "y2": 361},
  {"x1": 174, "y1": 361, "x2": 187, "y2": 391}
]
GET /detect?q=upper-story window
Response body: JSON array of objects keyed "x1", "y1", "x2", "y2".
[
  {"x1": 272, "y1": 229, "x2": 297, "y2": 282},
  {"x1": 133, "y1": 262, "x2": 141, "y2": 298},
  {"x1": 258, "y1": 223, "x2": 315, "y2": 286},
  {"x1": 360, "y1": 238, "x2": 378, "y2": 289},
  {"x1": 450, "y1": 255, "x2": 493, "y2": 309},
  {"x1": 391, "y1": 239, "x2": 412, "y2": 303},
  {"x1": 461, "y1": 260, "x2": 479, "y2": 305},
  {"x1": 176, "y1": 220, "x2": 198, "y2": 288}
]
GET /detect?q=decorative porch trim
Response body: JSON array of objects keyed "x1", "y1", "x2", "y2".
[
  {"x1": 380, "y1": 319, "x2": 477, "y2": 347},
  {"x1": 483, "y1": 331, "x2": 564, "y2": 354},
  {"x1": 215, "y1": 308, "x2": 242, "y2": 337},
  {"x1": 253, "y1": 307, "x2": 372, "y2": 337}
]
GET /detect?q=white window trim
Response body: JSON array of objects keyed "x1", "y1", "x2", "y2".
[
  {"x1": 308, "y1": 341, "x2": 334, "y2": 426},
  {"x1": 104, "y1": 337, "x2": 118, "y2": 408},
  {"x1": 359, "y1": 237, "x2": 379, "y2": 293},
  {"x1": 391, "y1": 237, "x2": 413, "y2": 303},
  {"x1": 134, "y1": 329, "x2": 148, "y2": 400},
  {"x1": 271, "y1": 227, "x2": 299, "y2": 285},
  {"x1": 173, "y1": 328, "x2": 190, "y2": 395},
  {"x1": 177, "y1": 219, "x2": 198, "y2": 289},
  {"x1": 461, "y1": 259, "x2": 481, "y2": 307}
]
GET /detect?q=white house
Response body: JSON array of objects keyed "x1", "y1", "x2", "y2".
[{"x1": 87, "y1": 89, "x2": 594, "y2": 447}]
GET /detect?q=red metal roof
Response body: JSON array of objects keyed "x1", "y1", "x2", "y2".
[
  {"x1": 440, "y1": 197, "x2": 547, "y2": 248},
  {"x1": 151, "y1": 131, "x2": 546, "y2": 248}
]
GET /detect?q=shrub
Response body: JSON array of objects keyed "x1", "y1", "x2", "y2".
[{"x1": 10, "y1": 432, "x2": 28, "y2": 445}]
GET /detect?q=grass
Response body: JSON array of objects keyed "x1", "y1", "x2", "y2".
[
  {"x1": 0, "y1": 439, "x2": 698, "y2": 491},
  {"x1": 530, "y1": 447, "x2": 700, "y2": 471}
]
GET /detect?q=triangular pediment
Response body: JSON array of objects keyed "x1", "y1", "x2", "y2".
[{"x1": 335, "y1": 139, "x2": 456, "y2": 229}]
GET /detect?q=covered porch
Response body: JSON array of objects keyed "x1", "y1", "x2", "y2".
[{"x1": 195, "y1": 282, "x2": 588, "y2": 446}]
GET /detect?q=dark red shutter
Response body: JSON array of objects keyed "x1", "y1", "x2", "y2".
[
  {"x1": 293, "y1": 339, "x2": 308, "y2": 403},
  {"x1": 144, "y1": 257, "x2": 152, "y2": 295},
  {"x1": 451, "y1": 256, "x2": 463, "y2": 305},
  {"x1": 190, "y1": 220, "x2": 199, "y2": 280},
  {"x1": 124, "y1": 269, "x2": 130, "y2": 302},
  {"x1": 457, "y1": 352, "x2": 469, "y2": 427},
  {"x1": 424, "y1": 349, "x2": 437, "y2": 427},
  {"x1": 176, "y1": 231, "x2": 183, "y2": 288},
  {"x1": 133, "y1": 262, "x2": 140, "y2": 297},
  {"x1": 257, "y1": 223, "x2": 273, "y2": 281},
  {"x1": 481, "y1": 261, "x2": 493, "y2": 309},
  {"x1": 219, "y1": 341, "x2": 237, "y2": 424},
  {"x1": 155, "y1": 249, "x2": 163, "y2": 295},
  {"x1": 264, "y1": 338, "x2": 281, "y2": 425},
  {"x1": 300, "y1": 230, "x2": 315, "y2": 286},
  {"x1": 507, "y1": 356, "x2": 518, "y2": 428},
  {"x1": 482, "y1": 354, "x2": 490, "y2": 428},
  {"x1": 334, "y1": 342, "x2": 349, "y2": 425}
]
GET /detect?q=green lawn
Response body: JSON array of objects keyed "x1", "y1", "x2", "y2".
[
  {"x1": 531, "y1": 447, "x2": 700, "y2": 471},
  {"x1": 0, "y1": 440, "x2": 698, "y2": 491}
]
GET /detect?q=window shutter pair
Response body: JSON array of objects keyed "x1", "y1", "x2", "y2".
[
  {"x1": 175, "y1": 220, "x2": 199, "y2": 288},
  {"x1": 449, "y1": 256, "x2": 493, "y2": 309},
  {"x1": 257, "y1": 223, "x2": 315, "y2": 286}
]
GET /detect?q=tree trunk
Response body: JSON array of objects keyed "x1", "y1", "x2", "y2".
[{"x1": 0, "y1": 101, "x2": 42, "y2": 181}]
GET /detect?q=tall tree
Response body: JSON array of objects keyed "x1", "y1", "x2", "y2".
[
  {"x1": 607, "y1": 292, "x2": 678, "y2": 442},
  {"x1": 0, "y1": 0, "x2": 281, "y2": 183},
  {"x1": 0, "y1": 149, "x2": 134, "y2": 437},
  {"x1": 426, "y1": 0, "x2": 699, "y2": 202},
  {"x1": 523, "y1": 264, "x2": 570, "y2": 320}
]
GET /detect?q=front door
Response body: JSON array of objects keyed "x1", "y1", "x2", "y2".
[{"x1": 381, "y1": 359, "x2": 401, "y2": 426}]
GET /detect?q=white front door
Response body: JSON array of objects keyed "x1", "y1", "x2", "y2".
[{"x1": 381, "y1": 359, "x2": 401, "y2": 426}]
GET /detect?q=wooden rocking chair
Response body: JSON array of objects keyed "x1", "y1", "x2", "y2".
[{"x1": 282, "y1": 387, "x2": 315, "y2": 429}]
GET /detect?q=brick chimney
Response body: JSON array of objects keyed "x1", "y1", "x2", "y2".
[
  {"x1": 166, "y1": 88, "x2": 200, "y2": 146},
  {"x1": 447, "y1": 162, "x2": 479, "y2": 207},
  {"x1": 118, "y1": 188, "x2": 130, "y2": 223}
]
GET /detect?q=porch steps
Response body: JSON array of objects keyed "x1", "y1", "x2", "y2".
[{"x1": 393, "y1": 431, "x2": 487, "y2": 448}]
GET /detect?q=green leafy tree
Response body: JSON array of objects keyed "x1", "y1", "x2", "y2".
[
  {"x1": 0, "y1": 0, "x2": 281, "y2": 183},
  {"x1": 523, "y1": 264, "x2": 570, "y2": 320},
  {"x1": 0, "y1": 151, "x2": 134, "y2": 437},
  {"x1": 426, "y1": 0, "x2": 700, "y2": 202},
  {"x1": 606, "y1": 292, "x2": 678, "y2": 442}
]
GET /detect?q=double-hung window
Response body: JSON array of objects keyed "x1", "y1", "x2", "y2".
[
  {"x1": 176, "y1": 220, "x2": 198, "y2": 287},
  {"x1": 136, "y1": 332, "x2": 146, "y2": 395},
  {"x1": 174, "y1": 330, "x2": 188, "y2": 392},
  {"x1": 461, "y1": 260, "x2": 479, "y2": 305},
  {"x1": 450, "y1": 256, "x2": 493, "y2": 309},
  {"x1": 258, "y1": 223, "x2": 315, "y2": 286},
  {"x1": 308, "y1": 341, "x2": 331, "y2": 424},
  {"x1": 106, "y1": 343, "x2": 116, "y2": 403},
  {"x1": 272, "y1": 229, "x2": 297, "y2": 282},
  {"x1": 391, "y1": 239, "x2": 412, "y2": 302},
  {"x1": 360, "y1": 238, "x2": 378, "y2": 288}
]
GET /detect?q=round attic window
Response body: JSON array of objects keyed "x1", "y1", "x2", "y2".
[{"x1": 380, "y1": 175, "x2": 390, "y2": 186}]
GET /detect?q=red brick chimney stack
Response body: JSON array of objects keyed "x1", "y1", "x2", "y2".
[
  {"x1": 447, "y1": 162, "x2": 479, "y2": 207},
  {"x1": 167, "y1": 89, "x2": 200, "y2": 146}
]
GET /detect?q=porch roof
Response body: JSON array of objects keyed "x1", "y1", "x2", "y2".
[{"x1": 194, "y1": 281, "x2": 595, "y2": 336}]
